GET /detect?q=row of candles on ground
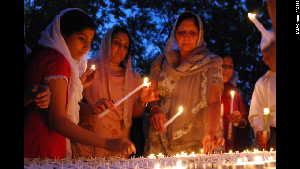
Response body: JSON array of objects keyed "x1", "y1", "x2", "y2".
[
  {"x1": 147, "y1": 149, "x2": 275, "y2": 169},
  {"x1": 147, "y1": 148, "x2": 275, "y2": 159}
]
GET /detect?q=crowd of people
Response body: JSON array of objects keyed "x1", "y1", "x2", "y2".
[{"x1": 24, "y1": 0, "x2": 276, "y2": 159}]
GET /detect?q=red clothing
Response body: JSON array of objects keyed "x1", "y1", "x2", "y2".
[
  {"x1": 24, "y1": 46, "x2": 70, "y2": 158},
  {"x1": 221, "y1": 83, "x2": 249, "y2": 151}
]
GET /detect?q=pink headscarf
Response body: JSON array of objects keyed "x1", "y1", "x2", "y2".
[{"x1": 84, "y1": 27, "x2": 141, "y2": 130}]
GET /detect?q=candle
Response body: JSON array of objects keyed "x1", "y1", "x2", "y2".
[
  {"x1": 229, "y1": 90, "x2": 235, "y2": 114},
  {"x1": 200, "y1": 148, "x2": 204, "y2": 154},
  {"x1": 157, "y1": 153, "x2": 165, "y2": 158},
  {"x1": 220, "y1": 103, "x2": 224, "y2": 134},
  {"x1": 163, "y1": 106, "x2": 184, "y2": 128},
  {"x1": 228, "y1": 90, "x2": 236, "y2": 140},
  {"x1": 98, "y1": 77, "x2": 151, "y2": 118},
  {"x1": 248, "y1": 13, "x2": 267, "y2": 35},
  {"x1": 263, "y1": 107, "x2": 271, "y2": 145},
  {"x1": 263, "y1": 108, "x2": 270, "y2": 131},
  {"x1": 147, "y1": 154, "x2": 156, "y2": 159},
  {"x1": 248, "y1": 12, "x2": 275, "y2": 49},
  {"x1": 90, "y1": 64, "x2": 96, "y2": 71}
]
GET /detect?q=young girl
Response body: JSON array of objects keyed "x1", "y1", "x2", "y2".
[{"x1": 24, "y1": 8, "x2": 134, "y2": 159}]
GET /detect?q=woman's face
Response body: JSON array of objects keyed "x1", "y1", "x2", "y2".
[
  {"x1": 175, "y1": 18, "x2": 199, "y2": 54},
  {"x1": 110, "y1": 32, "x2": 129, "y2": 65},
  {"x1": 64, "y1": 28, "x2": 95, "y2": 61},
  {"x1": 222, "y1": 57, "x2": 234, "y2": 83}
]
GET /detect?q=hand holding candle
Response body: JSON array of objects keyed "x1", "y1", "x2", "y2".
[
  {"x1": 80, "y1": 64, "x2": 96, "y2": 89},
  {"x1": 163, "y1": 106, "x2": 184, "y2": 128},
  {"x1": 98, "y1": 77, "x2": 151, "y2": 118}
]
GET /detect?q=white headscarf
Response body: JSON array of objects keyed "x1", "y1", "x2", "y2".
[
  {"x1": 38, "y1": 8, "x2": 90, "y2": 158},
  {"x1": 38, "y1": 8, "x2": 88, "y2": 124}
]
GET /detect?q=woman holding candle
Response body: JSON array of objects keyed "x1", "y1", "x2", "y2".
[
  {"x1": 221, "y1": 55, "x2": 251, "y2": 151},
  {"x1": 72, "y1": 26, "x2": 158, "y2": 158},
  {"x1": 24, "y1": 9, "x2": 134, "y2": 159},
  {"x1": 144, "y1": 11, "x2": 224, "y2": 155}
]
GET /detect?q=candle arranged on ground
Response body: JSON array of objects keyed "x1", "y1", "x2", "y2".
[
  {"x1": 90, "y1": 64, "x2": 96, "y2": 70},
  {"x1": 98, "y1": 77, "x2": 151, "y2": 118},
  {"x1": 163, "y1": 106, "x2": 184, "y2": 128}
]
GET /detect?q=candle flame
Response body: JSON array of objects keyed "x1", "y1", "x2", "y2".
[
  {"x1": 90, "y1": 64, "x2": 96, "y2": 70},
  {"x1": 143, "y1": 77, "x2": 151, "y2": 87},
  {"x1": 157, "y1": 153, "x2": 164, "y2": 158},
  {"x1": 228, "y1": 149, "x2": 233, "y2": 154},
  {"x1": 263, "y1": 108, "x2": 270, "y2": 115},
  {"x1": 248, "y1": 13, "x2": 256, "y2": 20},
  {"x1": 147, "y1": 154, "x2": 156, "y2": 159},
  {"x1": 230, "y1": 90, "x2": 235, "y2": 98},
  {"x1": 178, "y1": 106, "x2": 184, "y2": 115}
]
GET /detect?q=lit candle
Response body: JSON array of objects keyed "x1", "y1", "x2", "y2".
[
  {"x1": 248, "y1": 13, "x2": 267, "y2": 35},
  {"x1": 229, "y1": 90, "x2": 236, "y2": 114},
  {"x1": 163, "y1": 106, "x2": 184, "y2": 128},
  {"x1": 263, "y1": 107, "x2": 271, "y2": 144},
  {"x1": 228, "y1": 90, "x2": 236, "y2": 140},
  {"x1": 200, "y1": 148, "x2": 204, "y2": 154},
  {"x1": 157, "y1": 153, "x2": 164, "y2": 158},
  {"x1": 263, "y1": 108, "x2": 270, "y2": 131},
  {"x1": 248, "y1": 12, "x2": 274, "y2": 49},
  {"x1": 90, "y1": 64, "x2": 96, "y2": 71},
  {"x1": 147, "y1": 154, "x2": 156, "y2": 159},
  {"x1": 98, "y1": 77, "x2": 151, "y2": 118}
]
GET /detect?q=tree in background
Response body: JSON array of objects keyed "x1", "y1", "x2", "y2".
[{"x1": 24, "y1": 0, "x2": 272, "y2": 105}]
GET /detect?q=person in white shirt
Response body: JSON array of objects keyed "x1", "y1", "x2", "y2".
[{"x1": 248, "y1": 16, "x2": 276, "y2": 149}]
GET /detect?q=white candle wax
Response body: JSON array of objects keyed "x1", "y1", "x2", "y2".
[
  {"x1": 248, "y1": 13, "x2": 267, "y2": 35},
  {"x1": 98, "y1": 77, "x2": 151, "y2": 118},
  {"x1": 163, "y1": 106, "x2": 184, "y2": 128},
  {"x1": 228, "y1": 90, "x2": 236, "y2": 140},
  {"x1": 263, "y1": 108, "x2": 270, "y2": 131}
]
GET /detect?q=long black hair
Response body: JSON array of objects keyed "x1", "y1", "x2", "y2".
[{"x1": 60, "y1": 9, "x2": 96, "y2": 37}]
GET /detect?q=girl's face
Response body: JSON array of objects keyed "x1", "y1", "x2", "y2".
[
  {"x1": 222, "y1": 57, "x2": 234, "y2": 83},
  {"x1": 64, "y1": 28, "x2": 95, "y2": 61},
  {"x1": 175, "y1": 18, "x2": 199, "y2": 54},
  {"x1": 110, "y1": 32, "x2": 130, "y2": 65}
]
